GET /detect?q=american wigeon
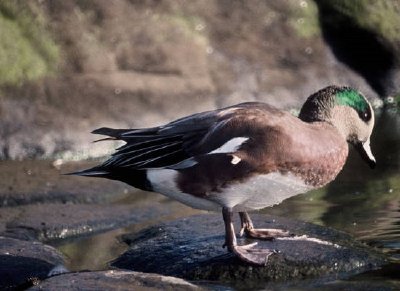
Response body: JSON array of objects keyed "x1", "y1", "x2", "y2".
[{"x1": 72, "y1": 85, "x2": 376, "y2": 265}]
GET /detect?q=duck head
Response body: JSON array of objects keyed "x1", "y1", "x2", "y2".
[{"x1": 299, "y1": 85, "x2": 376, "y2": 169}]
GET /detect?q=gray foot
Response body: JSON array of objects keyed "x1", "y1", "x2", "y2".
[
  {"x1": 223, "y1": 208, "x2": 279, "y2": 265},
  {"x1": 239, "y1": 211, "x2": 292, "y2": 239},
  {"x1": 231, "y1": 242, "x2": 276, "y2": 265},
  {"x1": 240, "y1": 227, "x2": 292, "y2": 239}
]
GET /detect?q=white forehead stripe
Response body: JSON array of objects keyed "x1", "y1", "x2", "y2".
[{"x1": 209, "y1": 137, "x2": 249, "y2": 154}]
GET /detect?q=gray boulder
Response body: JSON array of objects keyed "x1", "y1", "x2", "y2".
[{"x1": 112, "y1": 214, "x2": 386, "y2": 285}]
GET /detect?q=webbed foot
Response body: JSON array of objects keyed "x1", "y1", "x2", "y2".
[
  {"x1": 222, "y1": 207, "x2": 279, "y2": 266},
  {"x1": 239, "y1": 212, "x2": 292, "y2": 239},
  {"x1": 240, "y1": 227, "x2": 291, "y2": 239},
  {"x1": 231, "y1": 242, "x2": 276, "y2": 265}
]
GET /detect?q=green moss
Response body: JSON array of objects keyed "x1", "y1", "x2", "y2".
[
  {"x1": 289, "y1": 0, "x2": 320, "y2": 38},
  {"x1": 0, "y1": 1, "x2": 59, "y2": 85},
  {"x1": 317, "y1": 0, "x2": 400, "y2": 42}
]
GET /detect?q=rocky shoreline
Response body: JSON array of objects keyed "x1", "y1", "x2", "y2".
[
  {"x1": 1, "y1": 1, "x2": 400, "y2": 289},
  {"x1": 0, "y1": 160, "x2": 390, "y2": 290}
]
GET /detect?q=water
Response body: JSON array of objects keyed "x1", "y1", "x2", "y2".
[{"x1": 55, "y1": 108, "x2": 400, "y2": 287}]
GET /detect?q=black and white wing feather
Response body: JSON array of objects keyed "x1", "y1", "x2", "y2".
[
  {"x1": 71, "y1": 102, "x2": 274, "y2": 176},
  {"x1": 95, "y1": 127, "x2": 206, "y2": 169}
]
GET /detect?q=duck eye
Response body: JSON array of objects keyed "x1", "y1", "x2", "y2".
[{"x1": 359, "y1": 108, "x2": 371, "y2": 122}]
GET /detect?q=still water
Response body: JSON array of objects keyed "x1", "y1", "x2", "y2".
[{"x1": 56, "y1": 108, "x2": 400, "y2": 288}]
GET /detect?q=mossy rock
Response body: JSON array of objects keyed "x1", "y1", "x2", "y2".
[
  {"x1": 289, "y1": 0, "x2": 320, "y2": 38},
  {"x1": 0, "y1": 1, "x2": 58, "y2": 86},
  {"x1": 316, "y1": 0, "x2": 400, "y2": 48}
]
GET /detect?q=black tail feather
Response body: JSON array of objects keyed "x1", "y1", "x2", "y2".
[
  {"x1": 65, "y1": 167, "x2": 109, "y2": 177},
  {"x1": 92, "y1": 127, "x2": 131, "y2": 138},
  {"x1": 92, "y1": 127, "x2": 158, "y2": 140},
  {"x1": 67, "y1": 166, "x2": 152, "y2": 191}
]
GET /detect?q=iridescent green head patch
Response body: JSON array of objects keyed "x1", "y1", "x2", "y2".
[
  {"x1": 335, "y1": 89, "x2": 368, "y2": 112},
  {"x1": 336, "y1": 88, "x2": 372, "y2": 122},
  {"x1": 299, "y1": 85, "x2": 373, "y2": 123}
]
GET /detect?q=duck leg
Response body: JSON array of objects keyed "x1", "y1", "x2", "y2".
[
  {"x1": 222, "y1": 207, "x2": 275, "y2": 265},
  {"x1": 239, "y1": 211, "x2": 291, "y2": 239}
]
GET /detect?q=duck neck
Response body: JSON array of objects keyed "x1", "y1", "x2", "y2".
[
  {"x1": 328, "y1": 106, "x2": 359, "y2": 142},
  {"x1": 299, "y1": 97, "x2": 352, "y2": 141}
]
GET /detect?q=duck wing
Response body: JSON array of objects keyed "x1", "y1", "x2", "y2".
[
  {"x1": 75, "y1": 102, "x2": 280, "y2": 172},
  {"x1": 92, "y1": 126, "x2": 207, "y2": 169}
]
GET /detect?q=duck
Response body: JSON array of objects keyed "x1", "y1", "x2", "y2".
[{"x1": 71, "y1": 85, "x2": 376, "y2": 265}]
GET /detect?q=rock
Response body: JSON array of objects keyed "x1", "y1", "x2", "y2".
[
  {"x1": 0, "y1": 160, "x2": 190, "y2": 242},
  {"x1": 1, "y1": 202, "x2": 173, "y2": 242},
  {"x1": 0, "y1": 160, "x2": 130, "y2": 207},
  {"x1": 28, "y1": 270, "x2": 201, "y2": 291},
  {"x1": 0, "y1": 236, "x2": 67, "y2": 290},
  {"x1": 112, "y1": 214, "x2": 386, "y2": 285},
  {"x1": 0, "y1": 236, "x2": 64, "y2": 265},
  {"x1": 310, "y1": 280, "x2": 400, "y2": 291},
  {"x1": 0, "y1": 256, "x2": 55, "y2": 290},
  {"x1": 0, "y1": 159, "x2": 205, "y2": 289},
  {"x1": 315, "y1": 0, "x2": 400, "y2": 97}
]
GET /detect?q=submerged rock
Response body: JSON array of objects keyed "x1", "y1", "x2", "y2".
[
  {"x1": 29, "y1": 270, "x2": 201, "y2": 291},
  {"x1": 112, "y1": 214, "x2": 386, "y2": 285}
]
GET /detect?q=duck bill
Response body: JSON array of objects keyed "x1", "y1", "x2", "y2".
[{"x1": 354, "y1": 138, "x2": 376, "y2": 169}]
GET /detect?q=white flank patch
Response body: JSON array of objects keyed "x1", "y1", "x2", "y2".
[
  {"x1": 209, "y1": 137, "x2": 249, "y2": 154},
  {"x1": 146, "y1": 169, "x2": 314, "y2": 213},
  {"x1": 210, "y1": 171, "x2": 313, "y2": 211},
  {"x1": 146, "y1": 169, "x2": 219, "y2": 211},
  {"x1": 231, "y1": 155, "x2": 241, "y2": 165}
]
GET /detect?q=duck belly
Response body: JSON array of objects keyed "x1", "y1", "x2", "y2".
[
  {"x1": 146, "y1": 169, "x2": 313, "y2": 212},
  {"x1": 211, "y1": 172, "x2": 314, "y2": 212}
]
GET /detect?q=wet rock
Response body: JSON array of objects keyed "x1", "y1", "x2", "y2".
[
  {"x1": 0, "y1": 256, "x2": 54, "y2": 290},
  {"x1": 0, "y1": 236, "x2": 67, "y2": 290},
  {"x1": 1, "y1": 203, "x2": 172, "y2": 242},
  {"x1": 311, "y1": 280, "x2": 400, "y2": 291},
  {"x1": 112, "y1": 214, "x2": 386, "y2": 285},
  {"x1": 0, "y1": 160, "x2": 183, "y2": 242},
  {"x1": 29, "y1": 270, "x2": 201, "y2": 291},
  {"x1": 0, "y1": 236, "x2": 64, "y2": 265},
  {"x1": 0, "y1": 160, "x2": 130, "y2": 207}
]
